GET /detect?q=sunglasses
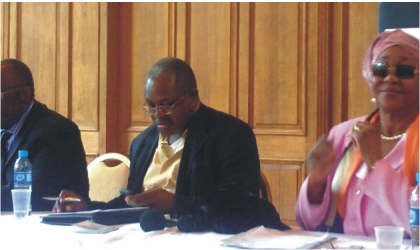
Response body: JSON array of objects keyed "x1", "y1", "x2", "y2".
[{"x1": 371, "y1": 63, "x2": 419, "y2": 79}]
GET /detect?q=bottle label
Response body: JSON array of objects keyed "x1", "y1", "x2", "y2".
[
  {"x1": 410, "y1": 207, "x2": 420, "y2": 226},
  {"x1": 14, "y1": 172, "x2": 32, "y2": 185}
]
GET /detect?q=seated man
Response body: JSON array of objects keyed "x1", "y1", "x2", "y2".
[
  {"x1": 1, "y1": 59, "x2": 89, "y2": 211},
  {"x1": 54, "y1": 57, "x2": 261, "y2": 217}
]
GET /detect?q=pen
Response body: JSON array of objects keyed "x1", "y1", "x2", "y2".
[
  {"x1": 296, "y1": 236, "x2": 337, "y2": 249},
  {"x1": 42, "y1": 197, "x2": 81, "y2": 202}
]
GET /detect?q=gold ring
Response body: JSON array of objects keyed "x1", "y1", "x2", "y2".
[{"x1": 354, "y1": 125, "x2": 360, "y2": 131}]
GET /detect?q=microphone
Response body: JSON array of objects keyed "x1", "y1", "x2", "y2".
[
  {"x1": 139, "y1": 209, "x2": 177, "y2": 232},
  {"x1": 177, "y1": 214, "x2": 210, "y2": 232}
]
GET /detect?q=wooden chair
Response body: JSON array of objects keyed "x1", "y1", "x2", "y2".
[
  {"x1": 87, "y1": 153, "x2": 130, "y2": 202},
  {"x1": 259, "y1": 171, "x2": 272, "y2": 202}
]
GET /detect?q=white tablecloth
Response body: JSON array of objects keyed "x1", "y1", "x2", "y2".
[{"x1": 0, "y1": 213, "x2": 412, "y2": 250}]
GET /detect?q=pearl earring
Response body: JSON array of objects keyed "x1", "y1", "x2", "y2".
[{"x1": 371, "y1": 98, "x2": 376, "y2": 103}]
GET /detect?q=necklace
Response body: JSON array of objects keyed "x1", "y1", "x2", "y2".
[{"x1": 380, "y1": 133, "x2": 406, "y2": 141}]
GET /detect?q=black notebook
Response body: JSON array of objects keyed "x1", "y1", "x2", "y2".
[{"x1": 40, "y1": 207, "x2": 149, "y2": 226}]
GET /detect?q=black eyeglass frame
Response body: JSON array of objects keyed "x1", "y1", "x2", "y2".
[
  {"x1": 371, "y1": 63, "x2": 419, "y2": 79},
  {"x1": 0, "y1": 85, "x2": 29, "y2": 99},
  {"x1": 142, "y1": 91, "x2": 191, "y2": 115}
]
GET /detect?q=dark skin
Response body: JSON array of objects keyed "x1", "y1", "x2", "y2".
[
  {"x1": 306, "y1": 46, "x2": 419, "y2": 204},
  {"x1": 53, "y1": 72, "x2": 200, "y2": 213},
  {"x1": 125, "y1": 73, "x2": 198, "y2": 210},
  {"x1": 1, "y1": 63, "x2": 34, "y2": 129}
]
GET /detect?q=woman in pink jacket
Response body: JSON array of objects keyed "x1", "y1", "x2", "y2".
[{"x1": 296, "y1": 29, "x2": 419, "y2": 238}]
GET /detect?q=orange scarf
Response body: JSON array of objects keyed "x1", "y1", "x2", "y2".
[{"x1": 337, "y1": 112, "x2": 419, "y2": 217}]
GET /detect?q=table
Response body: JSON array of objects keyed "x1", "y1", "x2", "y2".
[{"x1": 0, "y1": 212, "x2": 412, "y2": 250}]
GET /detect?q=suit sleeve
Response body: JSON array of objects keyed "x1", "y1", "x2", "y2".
[
  {"x1": 213, "y1": 122, "x2": 260, "y2": 194},
  {"x1": 176, "y1": 120, "x2": 261, "y2": 216},
  {"x1": 30, "y1": 119, "x2": 90, "y2": 211}
]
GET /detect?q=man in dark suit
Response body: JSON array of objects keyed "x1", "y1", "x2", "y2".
[
  {"x1": 1, "y1": 58, "x2": 89, "y2": 211},
  {"x1": 55, "y1": 57, "x2": 261, "y2": 217}
]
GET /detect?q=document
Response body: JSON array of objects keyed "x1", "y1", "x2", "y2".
[
  {"x1": 40, "y1": 207, "x2": 149, "y2": 226},
  {"x1": 73, "y1": 220, "x2": 119, "y2": 234},
  {"x1": 221, "y1": 226, "x2": 334, "y2": 249}
]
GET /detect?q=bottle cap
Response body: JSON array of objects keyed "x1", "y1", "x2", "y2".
[{"x1": 18, "y1": 150, "x2": 28, "y2": 158}]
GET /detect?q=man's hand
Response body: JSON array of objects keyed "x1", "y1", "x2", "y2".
[
  {"x1": 125, "y1": 188, "x2": 175, "y2": 212},
  {"x1": 52, "y1": 189, "x2": 88, "y2": 213}
]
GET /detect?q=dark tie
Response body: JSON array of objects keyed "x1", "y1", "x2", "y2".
[{"x1": 1, "y1": 131, "x2": 12, "y2": 184}]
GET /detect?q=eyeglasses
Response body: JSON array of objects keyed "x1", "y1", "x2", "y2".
[
  {"x1": 0, "y1": 86, "x2": 27, "y2": 99},
  {"x1": 143, "y1": 92, "x2": 188, "y2": 115},
  {"x1": 371, "y1": 63, "x2": 419, "y2": 79}
]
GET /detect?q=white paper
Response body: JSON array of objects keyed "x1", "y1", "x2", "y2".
[
  {"x1": 73, "y1": 220, "x2": 119, "y2": 234},
  {"x1": 221, "y1": 226, "x2": 327, "y2": 249}
]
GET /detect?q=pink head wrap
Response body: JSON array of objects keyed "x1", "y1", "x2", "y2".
[{"x1": 361, "y1": 29, "x2": 419, "y2": 87}]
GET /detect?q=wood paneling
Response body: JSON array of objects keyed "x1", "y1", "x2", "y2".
[
  {"x1": 257, "y1": 2, "x2": 308, "y2": 133},
  {"x1": 56, "y1": 3, "x2": 70, "y2": 116},
  {"x1": 261, "y1": 160, "x2": 304, "y2": 227},
  {"x1": 130, "y1": 2, "x2": 170, "y2": 127},
  {"x1": 71, "y1": 3, "x2": 99, "y2": 130},
  {"x1": 331, "y1": 3, "x2": 379, "y2": 125},
  {"x1": 253, "y1": 3, "x2": 302, "y2": 132},
  {"x1": 189, "y1": 3, "x2": 232, "y2": 113},
  {"x1": 2, "y1": 2, "x2": 379, "y2": 226},
  {"x1": 20, "y1": 3, "x2": 57, "y2": 109},
  {"x1": 347, "y1": 3, "x2": 379, "y2": 120}
]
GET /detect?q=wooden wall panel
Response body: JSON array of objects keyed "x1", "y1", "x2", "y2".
[
  {"x1": 331, "y1": 3, "x2": 379, "y2": 125},
  {"x1": 71, "y1": 2, "x2": 107, "y2": 160},
  {"x1": 347, "y1": 3, "x2": 379, "y2": 120},
  {"x1": 130, "y1": 2, "x2": 170, "y2": 127},
  {"x1": 20, "y1": 3, "x2": 57, "y2": 110},
  {"x1": 261, "y1": 160, "x2": 304, "y2": 226},
  {"x1": 106, "y1": 3, "x2": 131, "y2": 155},
  {"x1": 189, "y1": 3, "x2": 232, "y2": 113},
  {"x1": 237, "y1": 3, "x2": 250, "y2": 122},
  {"x1": 331, "y1": 2, "x2": 349, "y2": 126},
  {"x1": 117, "y1": 2, "x2": 173, "y2": 153},
  {"x1": 1, "y1": 3, "x2": 5, "y2": 59},
  {"x1": 261, "y1": 4, "x2": 300, "y2": 130},
  {"x1": 71, "y1": 3, "x2": 99, "y2": 130},
  {"x1": 173, "y1": 3, "x2": 187, "y2": 60},
  {"x1": 2, "y1": 3, "x2": 17, "y2": 60},
  {"x1": 56, "y1": 3, "x2": 70, "y2": 117},
  {"x1": 253, "y1": 3, "x2": 301, "y2": 132}
]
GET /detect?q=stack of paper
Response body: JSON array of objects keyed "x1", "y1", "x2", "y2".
[
  {"x1": 73, "y1": 220, "x2": 119, "y2": 234},
  {"x1": 221, "y1": 226, "x2": 333, "y2": 249}
]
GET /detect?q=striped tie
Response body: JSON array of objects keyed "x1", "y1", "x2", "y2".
[{"x1": 1, "y1": 131, "x2": 12, "y2": 183}]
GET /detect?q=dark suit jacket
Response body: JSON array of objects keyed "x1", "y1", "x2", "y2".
[
  {"x1": 90, "y1": 104, "x2": 260, "y2": 216},
  {"x1": 1, "y1": 101, "x2": 89, "y2": 211}
]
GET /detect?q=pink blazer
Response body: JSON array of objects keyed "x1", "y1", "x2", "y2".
[{"x1": 296, "y1": 116, "x2": 412, "y2": 238}]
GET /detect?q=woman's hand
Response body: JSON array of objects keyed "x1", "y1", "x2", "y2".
[
  {"x1": 305, "y1": 135, "x2": 337, "y2": 204},
  {"x1": 351, "y1": 121, "x2": 383, "y2": 170}
]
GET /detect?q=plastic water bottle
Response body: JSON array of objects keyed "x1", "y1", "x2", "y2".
[
  {"x1": 13, "y1": 150, "x2": 32, "y2": 190},
  {"x1": 410, "y1": 172, "x2": 420, "y2": 249}
]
